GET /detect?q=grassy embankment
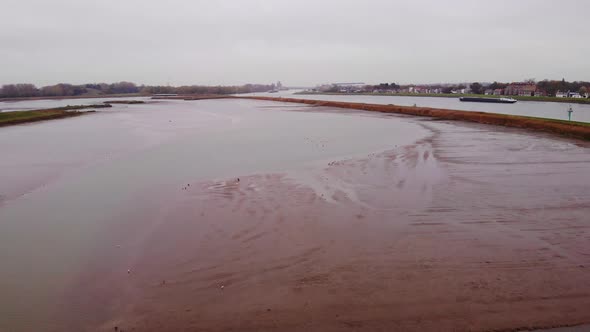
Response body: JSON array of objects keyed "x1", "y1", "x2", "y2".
[
  {"x1": 0, "y1": 104, "x2": 111, "y2": 127},
  {"x1": 240, "y1": 96, "x2": 590, "y2": 141},
  {"x1": 297, "y1": 91, "x2": 590, "y2": 105}
]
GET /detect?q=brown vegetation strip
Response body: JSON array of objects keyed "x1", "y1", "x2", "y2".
[
  {"x1": 43, "y1": 104, "x2": 112, "y2": 111},
  {"x1": 0, "y1": 104, "x2": 109, "y2": 127},
  {"x1": 151, "y1": 94, "x2": 233, "y2": 101},
  {"x1": 238, "y1": 96, "x2": 590, "y2": 141},
  {"x1": 103, "y1": 100, "x2": 145, "y2": 104},
  {"x1": 0, "y1": 110, "x2": 88, "y2": 127}
]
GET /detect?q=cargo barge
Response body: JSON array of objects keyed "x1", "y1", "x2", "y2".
[{"x1": 460, "y1": 97, "x2": 517, "y2": 104}]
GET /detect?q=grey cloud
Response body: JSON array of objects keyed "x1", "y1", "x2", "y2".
[{"x1": 1, "y1": 0, "x2": 588, "y2": 86}]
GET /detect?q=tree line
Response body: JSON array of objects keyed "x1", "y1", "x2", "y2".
[
  {"x1": 535, "y1": 79, "x2": 589, "y2": 97},
  {"x1": 140, "y1": 84, "x2": 274, "y2": 95},
  {"x1": 0, "y1": 82, "x2": 275, "y2": 99}
]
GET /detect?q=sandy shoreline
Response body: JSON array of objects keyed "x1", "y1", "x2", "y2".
[{"x1": 70, "y1": 115, "x2": 590, "y2": 331}]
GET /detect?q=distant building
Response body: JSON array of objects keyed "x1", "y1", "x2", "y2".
[
  {"x1": 333, "y1": 82, "x2": 365, "y2": 87},
  {"x1": 535, "y1": 89, "x2": 547, "y2": 97},
  {"x1": 315, "y1": 82, "x2": 364, "y2": 93},
  {"x1": 504, "y1": 83, "x2": 537, "y2": 96},
  {"x1": 493, "y1": 89, "x2": 503, "y2": 96},
  {"x1": 484, "y1": 89, "x2": 493, "y2": 95},
  {"x1": 414, "y1": 86, "x2": 428, "y2": 93},
  {"x1": 334, "y1": 82, "x2": 365, "y2": 93},
  {"x1": 555, "y1": 91, "x2": 583, "y2": 98}
]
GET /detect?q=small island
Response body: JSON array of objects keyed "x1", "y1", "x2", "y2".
[{"x1": 0, "y1": 104, "x2": 111, "y2": 127}]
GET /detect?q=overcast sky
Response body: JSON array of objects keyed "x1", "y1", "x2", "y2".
[{"x1": 1, "y1": 0, "x2": 588, "y2": 86}]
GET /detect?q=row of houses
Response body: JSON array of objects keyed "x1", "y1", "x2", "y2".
[
  {"x1": 555, "y1": 91, "x2": 587, "y2": 98},
  {"x1": 486, "y1": 83, "x2": 590, "y2": 98},
  {"x1": 314, "y1": 82, "x2": 590, "y2": 98},
  {"x1": 503, "y1": 83, "x2": 539, "y2": 96},
  {"x1": 482, "y1": 84, "x2": 538, "y2": 96},
  {"x1": 484, "y1": 89, "x2": 504, "y2": 96},
  {"x1": 407, "y1": 86, "x2": 443, "y2": 94}
]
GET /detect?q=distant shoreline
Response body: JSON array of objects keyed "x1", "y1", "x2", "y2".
[
  {"x1": 297, "y1": 92, "x2": 590, "y2": 105},
  {"x1": 239, "y1": 96, "x2": 590, "y2": 141},
  {"x1": 0, "y1": 93, "x2": 147, "y2": 103},
  {"x1": 0, "y1": 104, "x2": 111, "y2": 127}
]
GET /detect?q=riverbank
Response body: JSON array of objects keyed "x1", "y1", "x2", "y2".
[
  {"x1": 151, "y1": 94, "x2": 233, "y2": 100},
  {"x1": 238, "y1": 96, "x2": 590, "y2": 141},
  {"x1": 298, "y1": 92, "x2": 590, "y2": 105},
  {"x1": 0, "y1": 93, "x2": 147, "y2": 103},
  {"x1": 0, "y1": 104, "x2": 109, "y2": 127},
  {"x1": 103, "y1": 100, "x2": 145, "y2": 104}
]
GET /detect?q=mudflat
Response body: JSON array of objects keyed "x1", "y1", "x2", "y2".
[{"x1": 76, "y1": 106, "x2": 590, "y2": 331}]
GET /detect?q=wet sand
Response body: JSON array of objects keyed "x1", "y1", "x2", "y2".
[
  {"x1": 1, "y1": 99, "x2": 590, "y2": 331},
  {"x1": 74, "y1": 111, "x2": 590, "y2": 331}
]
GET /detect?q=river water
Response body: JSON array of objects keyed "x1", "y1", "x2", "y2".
[
  {"x1": 0, "y1": 98, "x2": 428, "y2": 331},
  {"x1": 0, "y1": 98, "x2": 589, "y2": 331},
  {"x1": 4, "y1": 92, "x2": 588, "y2": 123},
  {"x1": 246, "y1": 90, "x2": 590, "y2": 123}
]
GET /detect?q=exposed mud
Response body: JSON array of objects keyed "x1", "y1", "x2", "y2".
[{"x1": 81, "y1": 118, "x2": 590, "y2": 332}]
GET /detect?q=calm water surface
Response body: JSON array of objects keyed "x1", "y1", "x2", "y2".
[
  {"x1": 1, "y1": 97, "x2": 589, "y2": 331},
  {"x1": 0, "y1": 98, "x2": 428, "y2": 331},
  {"x1": 246, "y1": 90, "x2": 590, "y2": 123}
]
